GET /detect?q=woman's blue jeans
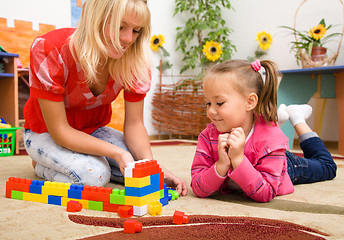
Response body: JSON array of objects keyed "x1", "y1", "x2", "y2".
[
  {"x1": 24, "y1": 127, "x2": 129, "y2": 187},
  {"x1": 287, "y1": 136, "x2": 337, "y2": 184}
]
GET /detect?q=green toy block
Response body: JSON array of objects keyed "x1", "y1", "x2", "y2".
[
  {"x1": 88, "y1": 200, "x2": 103, "y2": 211},
  {"x1": 11, "y1": 190, "x2": 23, "y2": 200},
  {"x1": 110, "y1": 188, "x2": 125, "y2": 205}
]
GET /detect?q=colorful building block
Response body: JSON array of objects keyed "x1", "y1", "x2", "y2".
[
  {"x1": 172, "y1": 210, "x2": 189, "y2": 225},
  {"x1": 48, "y1": 195, "x2": 62, "y2": 205},
  {"x1": 6, "y1": 177, "x2": 32, "y2": 198},
  {"x1": 118, "y1": 205, "x2": 133, "y2": 218},
  {"x1": 5, "y1": 158, "x2": 179, "y2": 217},
  {"x1": 67, "y1": 200, "x2": 83, "y2": 212},
  {"x1": 88, "y1": 200, "x2": 103, "y2": 211},
  {"x1": 81, "y1": 185, "x2": 112, "y2": 203},
  {"x1": 42, "y1": 181, "x2": 71, "y2": 197},
  {"x1": 11, "y1": 190, "x2": 23, "y2": 200},
  {"x1": 148, "y1": 201, "x2": 162, "y2": 216},
  {"x1": 103, "y1": 202, "x2": 124, "y2": 213},
  {"x1": 68, "y1": 184, "x2": 84, "y2": 199},
  {"x1": 133, "y1": 205, "x2": 148, "y2": 216},
  {"x1": 123, "y1": 219, "x2": 142, "y2": 234},
  {"x1": 29, "y1": 180, "x2": 45, "y2": 194},
  {"x1": 61, "y1": 197, "x2": 89, "y2": 209},
  {"x1": 110, "y1": 189, "x2": 125, "y2": 205},
  {"x1": 23, "y1": 192, "x2": 48, "y2": 204},
  {"x1": 125, "y1": 175, "x2": 150, "y2": 188}
]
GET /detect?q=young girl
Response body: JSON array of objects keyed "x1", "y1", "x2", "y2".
[
  {"x1": 23, "y1": 0, "x2": 187, "y2": 196},
  {"x1": 191, "y1": 59, "x2": 337, "y2": 202}
]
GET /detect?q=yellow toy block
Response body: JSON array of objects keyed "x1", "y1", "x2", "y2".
[
  {"x1": 23, "y1": 192, "x2": 48, "y2": 204},
  {"x1": 125, "y1": 175, "x2": 150, "y2": 188},
  {"x1": 61, "y1": 197, "x2": 89, "y2": 209},
  {"x1": 125, "y1": 191, "x2": 160, "y2": 206},
  {"x1": 42, "y1": 181, "x2": 71, "y2": 197},
  {"x1": 148, "y1": 201, "x2": 162, "y2": 216}
]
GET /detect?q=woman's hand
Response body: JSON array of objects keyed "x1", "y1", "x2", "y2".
[
  {"x1": 113, "y1": 149, "x2": 135, "y2": 176},
  {"x1": 162, "y1": 167, "x2": 188, "y2": 196},
  {"x1": 227, "y1": 127, "x2": 245, "y2": 170},
  {"x1": 216, "y1": 133, "x2": 232, "y2": 177}
]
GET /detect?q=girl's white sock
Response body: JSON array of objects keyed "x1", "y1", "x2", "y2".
[
  {"x1": 286, "y1": 104, "x2": 312, "y2": 127},
  {"x1": 277, "y1": 104, "x2": 289, "y2": 127}
]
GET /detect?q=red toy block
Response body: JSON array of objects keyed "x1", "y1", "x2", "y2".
[
  {"x1": 123, "y1": 219, "x2": 142, "y2": 234},
  {"x1": 118, "y1": 205, "x2": 133, "y2": 218},
  {"x1": 6, "y1": 177, "x2": 32, "y2": 198},
  {"x1": 172, "y1": 210, "x2": 189, "y2": 225},
  {"x1": 159, "y1": 168, "x2": 164, "y2": 190},
  {"x1": 81, "y1": 185, "x2": 112, "y2": 203},
  {"x1": 133, "y1": 160, "x2": 160, "y2": 178},
  {"x1": 67, "y1": 200, "x2": 82, "y2": 212},
  {"x1": 102, "y1": 202, "x2": 124, "y2": 213}
]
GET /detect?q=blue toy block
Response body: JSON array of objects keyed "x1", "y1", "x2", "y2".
[
  {"x1": 29, "y1": 180, "x2": 45, "y2": 194},
  {"x1": 159, "y1": 196, "x2": 169, "y2": 206},
  {"x1": 125, "y1": 173, "x2": 160, "y2": 197},
  {"x1": 48, "y1": 195, "x2": 62, "y2": 205},
  {"x1": 168, "y1": 188, "x2": 179, "y2": 200},
  {"x1": 164, "y1": 183, "x2": 168, "y2": 197},
  {"x1": 68, "y1": 184, "x2": 84, "y2": 199}
]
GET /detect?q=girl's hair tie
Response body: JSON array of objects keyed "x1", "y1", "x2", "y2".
[{"x1": 251, "y1": 59, "x2": 261, "y2": 72}]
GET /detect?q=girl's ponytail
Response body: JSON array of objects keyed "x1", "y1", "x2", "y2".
[{"x1": 256, "y1": 60, "x2": 280, "y2": 124}]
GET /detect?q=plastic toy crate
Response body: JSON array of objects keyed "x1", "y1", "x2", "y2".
[{"x1": 0, "y1": 127, "x2": 20, "y2": 156}]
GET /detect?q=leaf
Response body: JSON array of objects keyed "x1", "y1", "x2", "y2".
[
  {"x1": 161, "y1": 47, "x2": 170, "y2": 57},
  {"x1": 319, "y1": 18, "x2": 326, "y2": 27}
]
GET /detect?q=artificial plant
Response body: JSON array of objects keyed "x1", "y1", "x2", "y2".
[{"x1": 174, "y1": 0, "x2": 236, "y2": 74}]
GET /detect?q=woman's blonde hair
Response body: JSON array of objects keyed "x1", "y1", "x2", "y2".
[
  {"x1": 69, "y1": 0, "x2": 151, "y2": 90},
  {"x1": 203, "y1": 59, "x2": 281, "y2": 124}
]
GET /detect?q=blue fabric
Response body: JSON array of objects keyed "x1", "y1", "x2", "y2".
[
  {"x1": 287, "y1": 136, "x2": 337, "y2": 184},
  {"x1": 24, "y1": 126, "x2": 129, "y2": 186}
]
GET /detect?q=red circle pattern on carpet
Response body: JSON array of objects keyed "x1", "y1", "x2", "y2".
[{"x1": 69, "y1": 214, "x2": 328, "y2": 240}]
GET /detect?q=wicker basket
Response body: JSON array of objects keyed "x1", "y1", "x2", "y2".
[
  {"x1": 151, "y1": 76, "x2": 210, "y2": 139},
  {"x1": 294, "y1": 0, "x2": 344, "y2": 68}
]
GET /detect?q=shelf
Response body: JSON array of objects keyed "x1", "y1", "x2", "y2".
[
  {"x1": 0, "y1": 52, "x2": 19, "y2": 58},
  {"x1": 0, "y1": 73, "x2": 15, "y2": 78}
]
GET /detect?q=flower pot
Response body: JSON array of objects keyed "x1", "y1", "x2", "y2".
[{"x1": 311, "y1": 46, "x2": 327, "y2": 62}]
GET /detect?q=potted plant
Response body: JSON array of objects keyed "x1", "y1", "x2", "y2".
[
  {"x1": 281, "y1": 18, "x2": 342, "y2": 66},
  {"x1": 174, "y1": 0, "x2": 236, "y2": 75}
]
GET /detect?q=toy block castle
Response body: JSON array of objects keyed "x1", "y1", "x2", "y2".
[{"x1": 5, "y1": 159, "x2": 177, "y2": 217}]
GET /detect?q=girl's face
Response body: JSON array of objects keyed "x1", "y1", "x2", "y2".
[
  {"x1": 104, "y1": 14, "x2": 142, "y2": 59},
  {"x1": 203, "y1": 75, "x2": 252, "y2": 133}
]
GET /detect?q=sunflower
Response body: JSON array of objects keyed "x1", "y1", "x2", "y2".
[
  {"x1": 256, "y1": 31, "x2": 272, "y2": 51},
  {"x1": 202, "y1": 41, "x2": 222, "y2": 62},
  {"x1": 150, "y1": 34, "x2": 165, "y2": 51},
  {"x1": 308, "y1": 24, "x2": 327, "y2": 41}
]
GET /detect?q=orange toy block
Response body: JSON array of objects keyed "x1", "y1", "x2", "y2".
[
  {"x1": 81, "y1": 185, "x2": 113, "y2": 203},
  {"x1": 118, "y1": 205, "x2": 133, "y2": 218},
  {"x1": 123, "y1": 219, "x2": 142, "y2": 234},
  {"x1": 6, "y1": 177, "x2": 32, "y2": 198},
  {"x1": 172, "y1": 210, "x2": 189, "y2": 225},
  {"x1": 67, "y1": 200, "x2": 83, "y2": 212}
]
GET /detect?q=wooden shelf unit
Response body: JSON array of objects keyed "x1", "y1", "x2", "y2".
[{"x1": 0, "y1": 52, "x2": 19, "y2": 154}]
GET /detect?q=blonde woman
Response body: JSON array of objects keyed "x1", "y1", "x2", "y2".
[{"x1": 23, "y1": 0, "x2": 188, "y2": 196}]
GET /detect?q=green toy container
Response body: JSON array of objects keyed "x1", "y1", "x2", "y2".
[{"x1": 0, "y1": 127, "x2": 21, "y2": 157}]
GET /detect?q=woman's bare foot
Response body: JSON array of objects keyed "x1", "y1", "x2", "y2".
[{"x1": 32, "y1": 160, "x2": 37, "y2": 169}]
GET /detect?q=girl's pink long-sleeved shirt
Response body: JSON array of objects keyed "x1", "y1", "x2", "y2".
[{"x1": 191, "y1": 116, "x2": 294, "y2": 202}]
